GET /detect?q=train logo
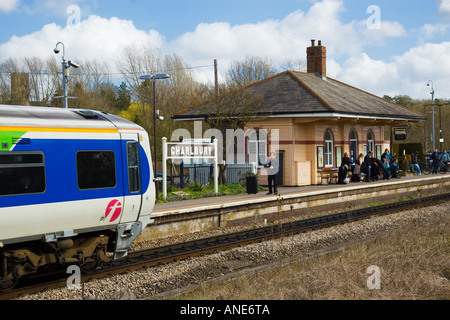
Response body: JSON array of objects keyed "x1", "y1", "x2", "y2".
[{"x1": 105, "y1": 200, "x2": 122, "y2": 223}]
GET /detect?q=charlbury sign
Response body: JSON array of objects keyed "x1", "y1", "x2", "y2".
[{"x1": 167, "y1": 143, "x2": 215, "y2": 159}]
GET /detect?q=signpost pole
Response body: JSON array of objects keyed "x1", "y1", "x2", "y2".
[
  {"x1": 214, "y1": 139, "x2": 219, "y2": 194},
  {"x1": 162, "y1": 137, "x2": 167, "y2": 201}
]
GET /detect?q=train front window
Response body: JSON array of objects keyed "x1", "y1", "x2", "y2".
[
  {"x1": 77, "y1": 151, "x2": 116, "y2": 190},
  {"x1": 0, "y1": 152, "x2": 46, "y2": 196}
]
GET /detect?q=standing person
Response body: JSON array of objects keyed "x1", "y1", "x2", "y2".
[
  {"x1": 364, "y1": 151, "x2": 373, "y2": 182},
  {"x1": 440, "y1": 150, "x2": 449, "y2": 173},
  {"x1": 431, "y1": 148, "x2": 440, "y2": 174},
  {"x1": 381, "y1": 157, "x2": 391, "y2": 180},
  {"x1": 353, "y1": 153, "x2": 364, "y2": 182},
  {"x1": 411, "y1": 151, "x2": 421, "y2": 175},
  {"x1": 381, "y1": 149, "x2": 392, "y2": 163},
  {"x1": 265, "y1": 152, "x2": 279, "y2": 195}
]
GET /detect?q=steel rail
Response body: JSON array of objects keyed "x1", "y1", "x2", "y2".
[{"x1": 3, "y1": 192, "x2": 450, "y2": 300}]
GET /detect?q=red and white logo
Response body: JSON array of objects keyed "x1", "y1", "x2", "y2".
[{"x1": 105, "y1": 200, "x2": 122, "y2": 223}]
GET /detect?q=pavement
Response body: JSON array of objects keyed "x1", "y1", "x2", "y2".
[{"x1": 153, "y1": 173, "x2": 433, "y2": 213}]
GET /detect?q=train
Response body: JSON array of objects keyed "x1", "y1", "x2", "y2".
[{"x1": 0, "y1": 105, "x2": 156, "y2": 291}]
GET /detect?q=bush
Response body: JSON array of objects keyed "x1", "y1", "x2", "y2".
[{"x1": 186, "y1": 181, "x2": 204, "y2": 192}]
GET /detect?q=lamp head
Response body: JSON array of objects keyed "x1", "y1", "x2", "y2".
[
  {"x1": 53, "y1": 47, "x2": 60, "y2": 54},
  {"x1": 68, "y1": 61, "x2": 79, "y2": 69}
]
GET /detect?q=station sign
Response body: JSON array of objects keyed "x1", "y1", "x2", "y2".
[
  {"x1": 166, "y1": 143, "x2": 216, "y2": 159},
  {"x1": 393, "y1": 127, "x2": 407, "y2": 141},
  {"x1": 162, "y1": 138, "x2": 219, "y2": 200}
]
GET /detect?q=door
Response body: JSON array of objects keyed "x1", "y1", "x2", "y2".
[
  {"x1": 277, "y1": 151, "x2": 284, "y2": 187},
  {"x1": 120, "y1": 133, "x2": 142, "y2": 223}
]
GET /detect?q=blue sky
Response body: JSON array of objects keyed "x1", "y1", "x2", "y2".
[{"x1": 1, "y1": 0, "x2": 450, "y2": 99}]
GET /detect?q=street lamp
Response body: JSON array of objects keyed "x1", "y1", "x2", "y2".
[
  {"x1": 139, "y1": 73, "x2": 170, "y2": 200},
  {"x1": 427, "y1": 80, "x2": 435, "y2": 151},
  {"x1": 53, "y1": 42, "x2": 79, "y2": 108}
]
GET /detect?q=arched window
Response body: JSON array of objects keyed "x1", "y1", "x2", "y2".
[
  {"x1": 325, "y1": 130, "x2": 334, "y2": 168},
  {"x1": 367, "y1": 131, "x2": 375, "y2": 154},
  {"x1": 350, "y1": 129, "x2": 358, "y2": 164}
]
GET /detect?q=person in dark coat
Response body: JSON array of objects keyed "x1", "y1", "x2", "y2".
[
  {"x1": 431, "y1": 148, "x2": 440, "y2": 174},
  {"x1": 371, "y1": 158, "x2": 381, "y2": 181},
  {"x1": 338, "y1": 152, "x2": 351, "y2": 184},
  {"x1": 363, "y1": 151, "x2": 373, "y2": 182}
]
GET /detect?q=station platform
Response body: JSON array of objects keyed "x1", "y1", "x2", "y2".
[{"x1": 138, "y1": 174, "x2": 450, "y2": 242}]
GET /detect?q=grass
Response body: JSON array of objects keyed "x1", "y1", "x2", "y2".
[
  {"x1": 174, "y1": 210, "x2": 450, "y2": 300},
  {"x1": 158, "y1": 182, "x2": 258, "y2": 203}
]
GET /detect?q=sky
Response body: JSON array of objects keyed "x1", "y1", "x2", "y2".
[{"x1": 0, "y1": 0, "x2": 449, "y2": 100}]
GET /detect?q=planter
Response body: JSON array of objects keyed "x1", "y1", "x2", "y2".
[{"x1": 246, "y1": 176, "x2": 258, "y2": 194}]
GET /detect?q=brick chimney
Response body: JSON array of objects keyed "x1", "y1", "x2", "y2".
[{"x1": 307, "y1": 39, "x2": 326, "y2": 78}]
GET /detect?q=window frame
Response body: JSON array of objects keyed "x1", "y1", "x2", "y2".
[
  {"x1": 367, "y1": 131, "x2": 375, "y2": 154},
  {"x1": 126, "y1": 141, "x2": 140, "y2": 194},
  {"x1": 0, "y1": 151, "x2": 46, "y2": 196},
  {"x1": 324, "y1": 130, "x2": 334, "y2": 168},
  {"x1": 76, "y1": 150, "x2": 117, "y2": 191},
  {"x1": 350, "y1": 129, "x2": 358, "y2": 164},
  {"x1": 247, "y1": 130, "x2": 268, "y2": 167}
]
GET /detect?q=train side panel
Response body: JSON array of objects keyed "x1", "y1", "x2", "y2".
[{"x1": 0, "y1": 124, "x2": 154, "y2": 246}]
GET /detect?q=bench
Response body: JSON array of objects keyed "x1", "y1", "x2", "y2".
[{"x1": 318, "y1": 168, "x2": 339, "y2": 184}]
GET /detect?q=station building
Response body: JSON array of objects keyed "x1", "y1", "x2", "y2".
[{"x1": 174, "y1": 40, "x2": 425, "y2": 186}]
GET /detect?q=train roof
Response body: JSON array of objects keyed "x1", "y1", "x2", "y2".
[{"x1": 0, "y1": 105, "x2": 142, "y2": 130}]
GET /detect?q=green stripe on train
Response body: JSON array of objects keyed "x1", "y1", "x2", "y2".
[{"x1": 0, "y1": 132, "x2": 27, "y2": 151}]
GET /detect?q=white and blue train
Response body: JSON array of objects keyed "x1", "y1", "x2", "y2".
[{"x1": 0, "y1": 105, "x2": 156, "y2": 291}]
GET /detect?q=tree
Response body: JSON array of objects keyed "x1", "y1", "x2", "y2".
[
  {"x1": 116, "y1": 82, "x2": 131, "y2": 110},
  {"x1": 226, "y1": 56, "x2": 278, "y2": 88},
  {"x1": 197, "y1": 85, "x2": 267, "y2": 184}
]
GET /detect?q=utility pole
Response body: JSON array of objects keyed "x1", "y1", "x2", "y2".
[
  {"x1": 53, "y1": 42, "x2": 79, "y2": 108},
  {"x1": 427, "y1": 80, "x2": 435, "y2": 151},
  {"x1": 214, "y1": 59, "x2": 219, "y2": 96}
]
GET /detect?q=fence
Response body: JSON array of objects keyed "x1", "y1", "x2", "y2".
[{"x1": 185, "y1": 164, "x2": 254, "y2": 185}]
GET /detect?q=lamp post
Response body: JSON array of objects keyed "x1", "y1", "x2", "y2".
[
  {"x1": 427, "y1": 80, "x2": 435, "y2": 151},
  {"x1": 139, "y1": 74, "x2": 170, "y2": 201},
  {"x1": 53, "y1": 42, "x2": 79, "y2": 108}
]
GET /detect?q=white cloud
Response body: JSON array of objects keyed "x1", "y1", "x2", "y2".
[
  {"x1": 0, "y1": 15, "x2": 164, "y2": 70},
  {"x1": 439, "y1": 0, "x2": 450, "y2": 14},
  {"x1": 336, "y1": 42, "x2": 450, "y2": 99},
  {"x1": 337, "y1": 53, "x2": 399, "y2": 96},
  {"x1": 169, "y1": 0, "x2": 364, "y2": 82},
  {"x1": 2, "y1": 0, "x2": 442, "y2": 99},
  {"x1": 0, "y1": 0, "x2": 21, "y2": 13},
  {"x1": 419, "y1": 23, "x2": 450, "y2": 43},
  {"x1": 168, "y1": 0, "x2": 409, "y2": 85},
  {"x1": 356, "y1": 20, "x2": 406, "y2": 47}
]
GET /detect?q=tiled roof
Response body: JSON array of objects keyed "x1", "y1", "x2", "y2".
[{"x1": 174, "y1": 71, "x2": 425, "y2": 121}]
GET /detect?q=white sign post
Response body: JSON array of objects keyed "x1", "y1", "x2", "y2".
[{"x1": 162, "y1": 138, "x2": 219, "y2": 200}]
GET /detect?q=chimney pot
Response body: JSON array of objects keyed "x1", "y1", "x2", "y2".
[
  {"x1": 318, "y1": 40, "x2": 322, "y2": 46},
  {"x1": 311, "y1": 39, "x2": 315, "y2": 47}
]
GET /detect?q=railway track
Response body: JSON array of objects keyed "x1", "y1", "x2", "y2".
[{"x1": 3, "y1": 192, "x2": 450, "y2": 300}]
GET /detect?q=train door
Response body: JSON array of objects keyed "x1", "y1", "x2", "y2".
[{"x1": 120, "y1": 133, "x2": 142, "y2": 223}]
